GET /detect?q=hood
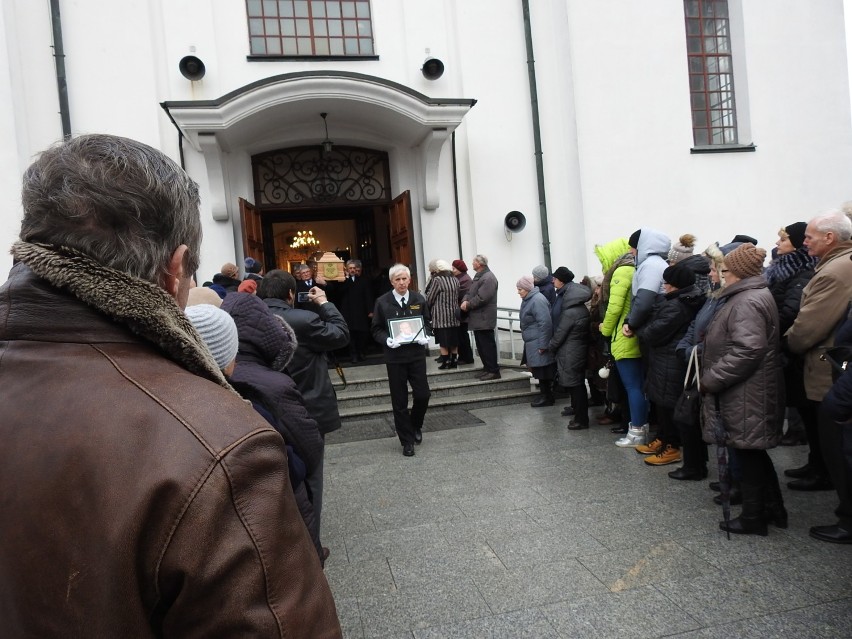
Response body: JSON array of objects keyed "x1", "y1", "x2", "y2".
[
  {"x1": 222, "y1": 292, "x2": 298, "y2": 371},
  {"x1": 636, "y1": 228, "x2": 672, "y2": 266},
  {"x1": 561, "y1": 282, "x2": 592, "y2": 307},
  {"x1": 595, "y1": 237, "x2": 631, "y2": 272}
]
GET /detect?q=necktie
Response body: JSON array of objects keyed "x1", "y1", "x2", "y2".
[{"x1": 401, "y1": 297, "x2": 407, "y2": 308}]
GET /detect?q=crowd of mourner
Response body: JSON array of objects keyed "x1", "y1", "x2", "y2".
[{"x1": 2, "y1": 134, "x2": 851, "y2": 637}]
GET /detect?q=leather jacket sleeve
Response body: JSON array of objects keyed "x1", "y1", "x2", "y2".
[{"x1": 157, "y1": 429, "x2": 341, "y2": 638}]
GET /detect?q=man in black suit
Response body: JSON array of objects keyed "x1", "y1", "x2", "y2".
[
  {"x1": 295, "y1": 263, "x2": 325, "y2": 312},
  {"x1": 338, "y1": 259, "x2": 374, "y2": 362},
  {"x1": 371, "y1": 264, "x2": 431, "y2": 457}
]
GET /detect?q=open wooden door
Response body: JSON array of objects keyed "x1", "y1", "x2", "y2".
[
  {"x1": 387, "y1": 190, "x2": 417, "y2": 289},
  {"x1": 239, "y1": 198, "x2": 264, "y2": 269}
]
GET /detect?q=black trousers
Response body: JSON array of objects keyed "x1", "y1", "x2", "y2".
[
  {"x1": 800, "y1": 399, "x2": 828, "y2": 477},
  {"x1": 349, "y1": 329, "x2": 369, "y2": 359},
  {"x1": 567, "y1": 384, "x2": 589, "y2": 426},
  {"x1": 473, "y1": 329, "x2": 499, "y2": 373},
  {"x1": 737, "y1": 448, "x2": 781, "y2": 511},
  {"x1": 457, "y1": 323, "x2": 474, "y2": 361},
  {"x1": 386, "y1": 358, "x2": 431, "y2": 446},
  {"x1": 819, "y1": 405, "x2": 852, "y2": 528}
]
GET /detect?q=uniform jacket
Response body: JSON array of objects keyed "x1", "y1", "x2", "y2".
[
  {"x1": 0, "y1": 242, "x2": 340, "y2": 638},
  {"x1": 221, "y1": 293, "x2": 325, "y2": 474},
  {"x1": 426, "y1": 272, "x2": 461, "y2": 329},
  {"x1": 701, "y1": 276, "x2": 784, "y2": 449},
  {"x1": 597, "y1": 239, "x2": 641, "y2": 361},
  {"x1": 638, "y1": 285, "x2": 705, "y2": 408},
  {"x1": 785, "y1": 240, "x2": 852, "y2": 401},
  {"x1": 263, "y1": 296, "x2": 350, "y2": 435},
  {"x1": 371, "y1": 289, "x2": 431, "y2": 363},
  {"x1": 463, "y1": 266, "x2": 498, "y2": 330},
  {"x1": 519, "y1": 287, "x2": 555, "y2": 368},
  {"x1": 548, "y1": 282, "x2": 591, "y2": 387}
]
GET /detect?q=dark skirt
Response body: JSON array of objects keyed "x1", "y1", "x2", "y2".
[
  {"x1": 530, "y1": 362, "x2": 557, "y2": 381},
  {"x1": 434, "y1": 327, "x2": 459, "y2": 349}
]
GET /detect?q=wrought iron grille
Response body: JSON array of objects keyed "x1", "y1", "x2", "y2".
[{"x1": 253, "y1": 146, "x2": 390, "y2": 207}]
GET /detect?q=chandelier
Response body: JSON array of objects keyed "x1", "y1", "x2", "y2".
[{"x1": 290, "y1": 230, "x2": 320, "y2": 256}]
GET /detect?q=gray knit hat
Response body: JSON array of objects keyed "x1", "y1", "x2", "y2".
[
  {"x1": 185, "y1": 304, "x2": 239, "y2": 371},
  {"x1": 532, "y1": 265, "x2": 549, "y2": 282}
]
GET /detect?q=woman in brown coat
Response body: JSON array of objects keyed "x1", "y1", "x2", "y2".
[{"x1": 701, "y1": 243, "x2": 786, "y2": 536}]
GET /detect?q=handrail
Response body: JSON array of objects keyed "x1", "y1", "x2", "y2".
[{"x1": 496, "y1": 305, "x2": 522, "y2": 360}]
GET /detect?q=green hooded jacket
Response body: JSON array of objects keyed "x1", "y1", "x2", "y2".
[{"x1": 595, "y1": 238, "x2": 641, "y2": 361}]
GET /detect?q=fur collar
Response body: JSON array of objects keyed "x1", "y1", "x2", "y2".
[{"x1": 12, "y1": 241, "x2": 235, "y2": 394}]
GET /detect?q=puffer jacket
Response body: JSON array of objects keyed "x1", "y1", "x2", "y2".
[
  {"x1": 638, "y1": 285, "x2": 705, "y2": 408},
  {"x1": 628, "y1": 227, "x2": 671, "y2": 330},
  {"x1": 765, "y1": 247, "x2": 817, "y2": 335},
  {"x1": 597, "y1": 239, "x2": 641, "y2": 361},
  {"x1": 0, "y1": 242, "x2": 341, "y2": 638},
  {"x1": 426, "y1": 272, "x2": 461, "y2": 329},
  {"x1": 222, "y1": 293, "x2": 325, "y2": 474},
  {"x1": 701, "y1": 276, "x2": 784, "y2": 449},
  {"x1": 785, "y1": 240, "x2": 852, "y2": 401},
  {"x1": 519, "y1": 287, "x2": 555, "y2": 368},
  {"x1": 548, "y1": 281, "x2": 591, "y2": 387},
  {"x1": 262, "y1": 296, "x2": 350, "y2": 435},
  {"x1": 464, "y1": 266, "x2": 498, "y2": 330}
]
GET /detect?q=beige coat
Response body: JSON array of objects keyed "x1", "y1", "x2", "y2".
[{"x1": 785, "y1": 240, "x2": 852, "y2": 401}]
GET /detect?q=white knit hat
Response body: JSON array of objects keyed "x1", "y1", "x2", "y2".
[{"x1": 185, "y1": 304, "x2": 239, "y2": 371}]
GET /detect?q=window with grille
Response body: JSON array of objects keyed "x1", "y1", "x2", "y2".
[
  {"x1": 683, "y1": 0, "x2": 738, "y2": 146},
  {"x1": 246, "y1": 0, "x2": 375, "y2": 57}
]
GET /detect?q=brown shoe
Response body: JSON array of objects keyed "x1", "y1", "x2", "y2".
[
  {"x1": 479, "y1": 372, "x2": 501, "y2": 381},
  {"x1": 644, "y1": 445, "x2": 682, "y2": 466},
  {"x1": 596, "y1": 413, "x2": 617, "y2": 425},
  {"x1": 635, "y1": 438, "x2": 663, "y2": 455}
]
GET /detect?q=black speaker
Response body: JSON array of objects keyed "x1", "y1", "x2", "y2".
[
  {"x1": 421, "y1": 57, "x2": 444, "y2": 80},
  {"x1": 179, "y1": 55, "x2": 206, "y2": 81},
  {"x1": 504, "y1": 211, "x2": 526, "y2": 233}
]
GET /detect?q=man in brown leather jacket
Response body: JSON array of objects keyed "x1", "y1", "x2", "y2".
[{"x1": 0, "y1": 134, "x2": 342, "y2": 637}]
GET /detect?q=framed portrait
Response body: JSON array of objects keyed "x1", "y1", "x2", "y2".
[{"x1": 388, "y1": 316, "x2": 425, "y2": 343}]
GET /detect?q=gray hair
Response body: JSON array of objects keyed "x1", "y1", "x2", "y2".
[
  {"x1": 810, "y1": 209, "x2": 852, "y2": 242},
  {"x1": 20, "y1": 134, "x2": 201, "y2": 284},
  {"x1": 473, "y1": 254, "x2": 488, "y2": 267},
  {"x1": 388, "y1": 263, "x2": 410, "y2": 280},
  {"x1": 346, "y1": 259, "x2": 362, "y2": 268}
]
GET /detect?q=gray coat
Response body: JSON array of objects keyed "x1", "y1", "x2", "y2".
[
  {"x1": 700, "y1": 277, "x2": 783, "y2": 449},
  {"x1": 519, "y1": 288, "x2": 555, "y2": 368},
  {"x1": 464, "y1": 266, "x2": 498, "y2": 330},
  {"x1": 548, "y1": 282, "x2": 591, "y2": 388}
]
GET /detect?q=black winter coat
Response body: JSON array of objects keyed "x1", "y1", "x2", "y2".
[
  {"x1": 222, "y1": 293, "x2": 325, "y2": 473},
  {"x1": 263, "y1": 297, "x2": 350, "y2": 435},
  {"x1": 548, "y1": 282, "x2": 591, "y2": 388},
  {"x1": 638, "y1": 285, "x2": 705, "y2": 409}
]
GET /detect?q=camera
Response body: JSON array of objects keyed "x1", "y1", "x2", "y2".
[{"x1": 296, "y1": 292, "x2": 310, "y2": 303}]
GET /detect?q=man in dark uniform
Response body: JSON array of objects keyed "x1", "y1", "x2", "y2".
[
  {"x1": 371, "y1": 264, "x2": 431, "y2": 457},
  {"x1": 338, "y1": 259, "x2": 374, "y2": 362},
  {"x1": 295, "y1": 263, "x2": 325, "y2": 312}
]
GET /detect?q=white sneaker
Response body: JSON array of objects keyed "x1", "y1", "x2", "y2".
[{"x1": 615, "y1": 424, "x2": 649, "y2": 447}]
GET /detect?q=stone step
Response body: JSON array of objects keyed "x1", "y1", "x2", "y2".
[{"x1": 329, "y1": 360, "x2": 538, "y2": 421}]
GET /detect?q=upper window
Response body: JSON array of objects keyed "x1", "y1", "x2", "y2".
[
  {"x1": 246, "y1": 1, "x2": 374, "y2": 57},
  {"x1": 683, "y1": 0, "x2": 738, "y2": 146}
]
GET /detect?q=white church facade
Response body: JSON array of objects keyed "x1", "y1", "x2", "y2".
[{"x1": 2, "y1": 0, "x2": 852, "y2": 307}]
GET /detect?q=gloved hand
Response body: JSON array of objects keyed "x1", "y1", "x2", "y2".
[
  {"x1": 602, "y1": 340, "x2": 611, "y2": 358},
  {"x1": 416, "y1": 336, "x2": 430, "y2": 346},
  {"x1": 386, "y1": 337, "x2": 401, "y2": 349}
]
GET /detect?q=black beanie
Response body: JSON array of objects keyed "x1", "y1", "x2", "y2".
[
  {"x1": 552, "y1": 266, "x2": 574, "y2": 283},
  {"x1": 784, "y1": 222, "x2": 807, "y2": 249},
  {"x1": 628, "y1": 229, "x2": 642, "y2": 249},
  {"x1": 663, "y1": 262, "x2": 696, "y2": 290},
  {"x1": 731, "y1": 234, "x2": 758, "y2": 245}
]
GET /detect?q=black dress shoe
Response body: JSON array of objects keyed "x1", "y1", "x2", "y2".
[
  {"x1": 561, "y1": 405, "x2": 575, "y2": 416},
  {"x1": 457, "y1": 358, "x2": 475, "y2": 365},
  {"x1": 713, "y1": 488, "x2": 742, "y2": 505},
  {"x1": 809, "y1": 524, "x2": 852, "y2": 544},
  {"x1": 610, "y1": 425, "x2": 628, "y2": 434},
  {"x1": 479, "y1": 372, "x2": 501, "y2": 381},
  {"x1": 567, "y1": 421, "x2": 589, "y2": 430},
  {"x1": 787, "y1": 476, "x2": 833, "y2": 491},
  {"x1": 709, "y1": 481, "x2": 721, "y2": 492},
  {"x1": 530, "y1": 396, "x2": 555, "y2": 407},
  {"x1": 668, "y1": 466, "x2": 708, "y2": 481},
  {"x1": 414, "y1": 428, "x2": 423, "y2": 444},
  {"x1": 403, "y1": 443, "x2": 415, "y2": 457},
  {"x1": 784, "y1": 464, "x2": 812, "y2": 479}
]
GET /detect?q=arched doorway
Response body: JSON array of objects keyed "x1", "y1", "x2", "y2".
[{"x1": 240, "y1": 144, "x2": 416, "y2": 286}]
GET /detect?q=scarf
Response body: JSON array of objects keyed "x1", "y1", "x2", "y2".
[
  {"x1": 11, "y1": 241, "x2": 236, "y2": 394},
  {"x1": 763, "y1": 246, "x2": 818, "y2": 287}
]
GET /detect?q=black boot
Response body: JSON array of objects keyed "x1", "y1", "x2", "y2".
[
  {"x1": 435, "y1": 354, "x2": 448, "y2": 364},
  {"x1": 531, "y1": 380, "x2": 555, "y2": 407},
  {"x1": 438, "y1": 354, "x2": 452, "y2": 370},
  {"x1": 713, "y1": 482, "x2": 742, "y2": 505},
  {"x1": 447, "y1": 354, "x2": 458, "y2": 369},
  {"x1": 764, "y1": 465, "x2": 788, "y2": 529},
  {"x1": 719, "y1": 482, "x2": 768, "y2": 536}
]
